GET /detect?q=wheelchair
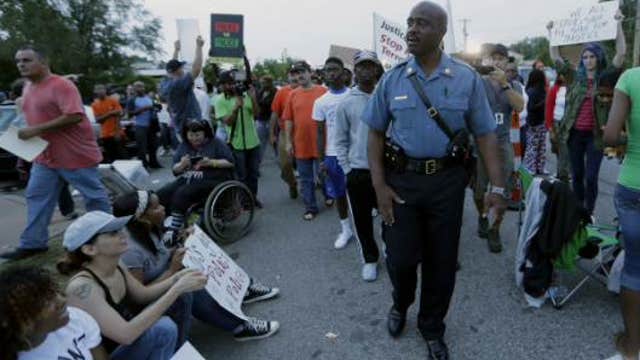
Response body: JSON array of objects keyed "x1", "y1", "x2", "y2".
[{"x1": 99, "y1": 161, "x2": 255, "y2": 245}]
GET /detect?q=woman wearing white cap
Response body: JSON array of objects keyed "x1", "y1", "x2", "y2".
[
  {"x1": 58, "y1": 211, "x2": 207, "y2": 360},
  {"x1": 113, "y1": 190, "x2": 281, "y2": 342}
]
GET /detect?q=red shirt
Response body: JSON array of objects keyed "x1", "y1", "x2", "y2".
[
  {"x1": 545, "y1": 83, "x2": 560, "y2": 130},
  {"x1": 22, "y1": 75, "x2": 102, "y2": 169},
  {"x1": 574, "y1": 79, "x2": 595, "y2": 131}
]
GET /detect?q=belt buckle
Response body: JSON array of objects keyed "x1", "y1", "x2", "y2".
[
  {"x1": 424, "y1": 159, "x2": 437, "y2": 175},
  {"x1": 427, "y1": 107, "x2": 439, "y2": 118}
]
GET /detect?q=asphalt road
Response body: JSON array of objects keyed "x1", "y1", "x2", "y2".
[
  {"x1": 0, "y1": 149, "x2": 624, "y2": 360},
  {"x1": 183, "y1": 151, "x2": 624, "y2": 360}
]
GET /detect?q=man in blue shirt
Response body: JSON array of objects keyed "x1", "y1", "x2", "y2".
[
  {"x1": 128, "y1": 81, "x2": 161, "y2": 168},
  {"x1": 363, "y1": 2, "x2": 507, "y2": 358},
  {"x1": 164, "y1": 36, "x2": 204, "y2": 133}
]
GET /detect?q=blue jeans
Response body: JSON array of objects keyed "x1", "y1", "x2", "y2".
[
  {"x1": 20, "y1": 164, "x2": 111, "y2": 249},
  {"x1": 255, "y1": 120, "x2": 270, "y2": 165},
  {"x1": 110, "y1": 316, "x2": 177, "y2": 360},
  {"x1": 233, "y1": 146, "x2": 260, "y2": 196},
  {"x1": 615, "y1": 184, "x2": 640, "y2": 291},
  {"x1": 568, "y1": 129, "x2": 603, "y2": 214},
  {"x1": 192, "y1": 289, "x2": 244, "y2": 331},
  {"x1": 296, "y1": 159, "x2": 327, "y2": 214}
]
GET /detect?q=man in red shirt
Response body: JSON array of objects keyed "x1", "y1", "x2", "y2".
[
  {"x1": 91, "y1": 84, "x2": 125, "y2": 162},
  {"x1": 0, "y1": 46, "x2": 111, "y2": 260},
  {"x1": 270, "y1": 69, "x2": 299, "y2": 198}
]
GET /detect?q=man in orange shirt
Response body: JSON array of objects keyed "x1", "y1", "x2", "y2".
[
  {"x1": 270, "y1": 68, "x2": 299, "y2": 198},
  {"x1": 91, "y1": 84, "x2": 124, "y2": 162},
  {"x1": 282, "y1": 61, "x2": 327, "y2": 220}
]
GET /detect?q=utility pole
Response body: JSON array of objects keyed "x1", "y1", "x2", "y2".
[
  {"x1": 460, "y1": 18, "x2": 471, "y2": 53},
  {"x1": 634, "y1": 0, "x2": 640, "y2": 66}
]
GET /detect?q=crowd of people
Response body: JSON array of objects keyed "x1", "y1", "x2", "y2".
[{"x1": 1, "y1": 0, "x2": 640, "y2": 359}]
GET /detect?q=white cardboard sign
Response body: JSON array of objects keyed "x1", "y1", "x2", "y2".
[
  {"x1": 0, "y1": 126, "x2": 48, "y2": 162},
  {"x1": 176, "y1": 18, "x2": 201, "y2": 63},
  {"x1": 550, "y1": 2, "x2": 619, "y2": 46},
  {"x1": 373, "y1": 13, "x2": 408, "y2": 70},
  {"x1": 182, "y1": 226, "x2": 249, "y2": 320},
  {"x1": 171, "y1": 341, "x2": 206, "y2": 360}
]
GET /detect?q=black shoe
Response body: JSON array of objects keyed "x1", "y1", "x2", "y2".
[
  {"x1": 243, "y1": 281, "x2": 279, "y2": 304},
  {"x1": 477, "y1": 216, "x2": 489, "y2": 238},
  {"x1": 487, "y1": 228, "x2": 503, "y2": 253},
  {"x1": 426, "y1": 338, "x2": 449, "y2": 360},
  {"x1": 233, "y1": 318, "x2": 280, "y2": 341},
  {"x1": 0, "y1": 247, "x2": 48, "y2": 260},
  {"x1": 387, "y1": 306, "x2": 406, "y2": 338}
]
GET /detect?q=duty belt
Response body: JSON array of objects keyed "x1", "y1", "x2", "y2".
[{"x1": 405, "y1": 157, "x2": 448, "y2": 175}]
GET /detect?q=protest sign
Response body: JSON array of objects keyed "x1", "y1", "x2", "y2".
[
  {"x1": 210, "y1": 13, "x2": 244, "y2": 66},
  {"x1": 171, "y1": 341, "x2": 206, "y2": 360},
  {"x1": 0, "y1": 126, "x2": 48, "y2": 162},
  {"x1": 373, "y1": 13, "x2": 408, "y2": 70},
  {"x1": 182, "y1": 226, "x2": 249, "y2": 320},
  {"x1": 176, "y1": 19, "x2": 200, "y2": 63},
  {"x1": 549, "y1": 1, "x2": 619, "y2": 46}
]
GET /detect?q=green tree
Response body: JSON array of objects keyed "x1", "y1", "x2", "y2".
[
  {"x1": 253, "y1": 57, "x2": 299, "y2": 82},
  {"x1": 509, "y1": 37, "x2": 552, "y2": 65},
  {"x1": 0, "y1": 0, "x2": 162, "y2": 95}
]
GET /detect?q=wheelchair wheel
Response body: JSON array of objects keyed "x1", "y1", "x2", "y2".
[{"x1": 202, "y1": 180, "x2": 255, "y2": 244}]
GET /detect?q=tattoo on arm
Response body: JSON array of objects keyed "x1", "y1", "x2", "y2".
[{"x1": 72, "y1": 283, "x2": 92, "y2": 300}]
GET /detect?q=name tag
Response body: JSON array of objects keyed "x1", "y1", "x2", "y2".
[
  {"x1": 394, "y1": 95, "x2": 408, "y2": 101},
  {"x1": 494, "y1": 112, "x2": 504, "y2": 125}
]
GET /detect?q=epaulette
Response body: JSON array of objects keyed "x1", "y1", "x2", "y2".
[{"x1": 449, "y1": 57, "x2": 476, "y2": 73}]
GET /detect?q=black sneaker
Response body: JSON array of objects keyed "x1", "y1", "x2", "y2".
[
  {"x1": 477, "y1": 216, "x2": 489, "y2": 238},
  {"x1": 233, "y1": 318, "x2": 280, "y2": 341},
  {"x1": 487, "y1": 228, "x2": 503, "y2": 253},
  {"x1": 0, "y1": 247, "x2": 48, "y2": 260},
  {"x1": 243, "y1": 281, "x2": 279, "y2": 304}
]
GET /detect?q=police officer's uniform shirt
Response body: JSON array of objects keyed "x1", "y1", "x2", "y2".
[{"x1": 362, "y1": 54, "x2": 496, "y2": 159}]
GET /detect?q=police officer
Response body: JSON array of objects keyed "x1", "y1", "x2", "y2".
[{"x1": 363, "y1": 2, "x2": 507, "y2": 359}]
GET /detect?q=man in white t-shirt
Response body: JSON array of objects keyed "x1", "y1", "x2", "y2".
[
  {"x1": 313, "y1": 57, "x2": 353, "y2": 249},
  {"x1": 193, "y1": 80, "x2": 212, "y2": 122},
  {"x1": 19, "y1": 306, "x2": 103, "y2": 360}
]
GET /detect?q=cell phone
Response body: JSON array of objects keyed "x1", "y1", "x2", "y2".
[
  {"x1": 190, "y1": 156, "x2": 203, "y2": 164},
  {"x1": 475, "y1": 65, "x2": 496, "y2": 76}
]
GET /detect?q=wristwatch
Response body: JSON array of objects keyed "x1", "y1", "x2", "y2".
[{"x1": 489, "y1": 185, "x2": 507, "y2": 198}]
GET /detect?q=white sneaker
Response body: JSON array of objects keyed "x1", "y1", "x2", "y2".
[
  {"x1": 362, "y1": 263, "x2": 378, "y2": 282},
  {"x1": 334, "y1": 230, "x2": 353, "y2": 249}
]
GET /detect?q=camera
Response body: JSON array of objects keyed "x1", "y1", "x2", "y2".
[
  {"x1": 473, "y1": 65, "x2": 495, "y2": 76},
  {"x1": 231, "y1": 70, "x2": 249, "y2": 95}
]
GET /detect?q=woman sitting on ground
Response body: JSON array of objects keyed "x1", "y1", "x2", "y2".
[
  {"x1": 0, "y1": 266, "x2": 108, "y2": 360},
  {"x1": 113, "y1": 190, "x2": 280, "y2": 341},
  {"x1": 58, "y1": 211, "x2": 207, "y2": 360},
  {"x1": 156, "y1": 119, "x2": 235, "y2": 241}
]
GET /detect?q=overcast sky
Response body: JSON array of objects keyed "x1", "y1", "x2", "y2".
[{"x1": 146, "y1": 0, "x2": 594, "y2": 65}]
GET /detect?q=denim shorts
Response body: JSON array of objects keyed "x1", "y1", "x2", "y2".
[
  {"x1": 323, "y1": 156, "x2": 347, "y2": 199},
  {"x1": 615, "y1": 184, "x2": 640, "y2": 291}
]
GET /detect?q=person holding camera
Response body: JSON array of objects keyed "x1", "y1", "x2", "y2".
[
  {"x1": 473, "y1": 44, "x2": 524, "y2": 253},
  {"x1": 214, "y1": 70, "x2": 262, "y2": 207},
  {"x1": 363, "y1": 2, "x2": 506, "y2": 359},
  {"x1": 155, "y1": 120, "x2": 235, "y2": 242}
]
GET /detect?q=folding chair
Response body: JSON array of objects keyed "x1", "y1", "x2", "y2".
[{"x1": 516, "y1": 165, "x2": 622, "y2": 309}]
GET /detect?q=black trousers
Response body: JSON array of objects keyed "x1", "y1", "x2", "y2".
[
  {"x1": 58, "y1": 181, "x2": 74, "y2": 216},
  {"x1": 233, "y1": 147, "x2": 260, "y2": 196},
  {"x1": 156, "y1": 178, "x2": 224, "y2": 214},
  {"x1": 346, "y1": 169, "x2": 379, "y2": 263},
  {"x1": 383, "y1": 165, "x2": 467, "y2": 341},
  {"x1": 102, "y1": 137, "x2": 126, "y2": 163},
  {"x1": 135, "y1": 126, "x2": 159, "y2": 167}
]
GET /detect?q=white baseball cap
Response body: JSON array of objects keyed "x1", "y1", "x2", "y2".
[{"x1": 63, "y1": 211, "x2": 131, "y2": 251}]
